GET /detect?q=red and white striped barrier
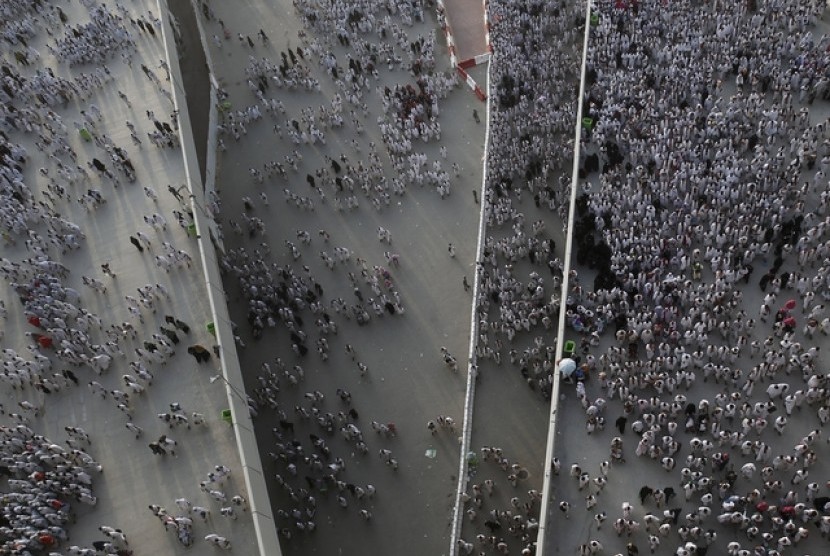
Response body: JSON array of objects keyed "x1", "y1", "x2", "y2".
[
  {"x1": 456, "y1": 65, "x2": 487, "y2": 102},
  {"x1": 436, "y1": 0, "x2": 489, "y2": 103},
  {"x1": 484, "y1": 0, "x2": 493, "y2": 53},
  {"x1": 458, "y1": 52, "x2": 491, "y2": 70},
  {"x1": 435, "y1": 0, "x2": 458, "y2": 67}
]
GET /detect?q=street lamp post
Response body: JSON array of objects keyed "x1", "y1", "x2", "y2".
[
  {"x1": 210, "y1": 374, "x2": 254, "y2": 433},
  {"x1": 210, "y1": 374, "x2": 248, "y2": 404}
]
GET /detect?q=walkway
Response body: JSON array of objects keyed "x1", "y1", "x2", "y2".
[
  {"x1": 196, "y1": 0, "x2": 486, "y2": 554},
  {"x1": 0, "y1": 1, "x2": 258, "y2": 554},
  {"x1": 444, "y1": 0, "x2": 489, "y2": 62}
]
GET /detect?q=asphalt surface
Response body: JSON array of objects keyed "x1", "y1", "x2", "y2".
[{"x1": 444, "y1": 0, "x2": 488, "y2": 61}]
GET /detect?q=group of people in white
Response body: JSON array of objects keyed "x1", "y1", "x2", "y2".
[
  {"x1": 450, "y1": 0, "x2": 830, "y2": 555},
  {"x1": 200, "y1": 0, "x2": 482, "y2": 546},
  {"x1": 459, "y1": 1, "x2": 830, "y2": 556}
]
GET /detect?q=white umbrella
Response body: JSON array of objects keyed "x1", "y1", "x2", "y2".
[{"x1": 558, "y1": 358, "x2": 577, "y2": 378}]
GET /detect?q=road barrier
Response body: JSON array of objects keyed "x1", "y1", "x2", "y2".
[
  {"x1": 435, "y1": 0, "x2": 488, "y2": 102},
  {"x1": 535, "y1": 1, "x2": 593, "y2": 552},
  {"x1": 435, "y1": 0, "x2": 458, "y2": 66},
  {"x1": 455, "y1": 65, "x2": 487, "y2": 102},
  {"x1": 448, "y1": 41, "x2": 493, "y2": 556},
  {"x1": 458, "y1": 52, "x2": 491, "y2": 69},
  {"x1": 157, "y1": 1, "x2": 282, "y2": 554}
]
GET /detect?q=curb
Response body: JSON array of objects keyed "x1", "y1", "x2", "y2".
[
  {"x1": 435, "y1": 0, "x2": 458, "y2": 67},
  {"x1": 157, "y1": 1, "x2": 282, "y2": 554}
]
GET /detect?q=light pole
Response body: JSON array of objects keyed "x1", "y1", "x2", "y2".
[
  {"x1": 210, "y1": 374, "x2": 248, "y2": 404},
  {"x1": 210, "y1": 374, "x2": 254, "y2": 434}
]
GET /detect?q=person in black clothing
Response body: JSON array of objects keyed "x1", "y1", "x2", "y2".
[
  {"x1": 759, "y1": 270, "x2": 775, "y2": 291},
  {"x1": 165, "y1": 315, "x2": 190, "y2": 333},
  {"x1": 188, "y1": 345, "x2": 211, "y2": 362}
]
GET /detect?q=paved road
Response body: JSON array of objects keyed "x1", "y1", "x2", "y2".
[
  {"x1": 0, "y1": 1, "x2": 258, "y2": 554},
  {"x1": 199, "y1": 1, "x2": 486, "y2": 554},
  {"x1": 444, "y1": 0, "x2": 488, "y2": 61}
]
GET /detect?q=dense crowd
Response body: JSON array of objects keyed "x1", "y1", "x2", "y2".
[
  {"x1": 458, "y1": 1, "x2": 830, "y2": 555},
  {"x1": 7, "y1": 0, "x2": 827, "y2": 554},
  {"x1": 456, "y1": 1, "x2": 584, "y2": 554}
]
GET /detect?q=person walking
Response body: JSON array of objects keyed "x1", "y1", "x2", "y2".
[{"x1": 129, "y1": 236, "x2": 144, "y2": 252}]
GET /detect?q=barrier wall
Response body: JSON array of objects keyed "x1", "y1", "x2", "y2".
[
  {"x1": 457, "y1": 52, "x2": 490, "y2": 69},
  {"x1": 435, "y1": 0, "x2": 488, "y2": 102},
  {"x1": 447, "y1": 37, "x2": 493, "y2": 556},
  {"x1": 186, "y1": 0, "x2": 223, "y2": 249},
  {"x1": 186, "y1": 0, "x2": 217, "y2": 193},
  {"x1": 455, "y1": 65, "x2": 487, "y2": 102},
  {"x1": 535, "y1": 1, "x2": 593, "y2": 553},
  {"x1": 435, "y1": 0, "x2": 459, "y2": 66},
  {"x1": 156, "y1": 1, "x2": 282, "y2": 554}
]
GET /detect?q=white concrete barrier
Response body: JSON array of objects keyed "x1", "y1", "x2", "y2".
[
  {"x1": 448, "y1": 49, "x2": 493, "y2": 556},
  {"x1": 184, "y1": 0, "x2": 223, "y2": 249},
  {"x1": 535, "y1": 1, "x2": 592, "y2": 552},
  {"x1": 435, "y1": 0, "x2": 459, "y2": 66},
  {"x1": 156, "y1": 1, "x2": 282, "y2": 554}
]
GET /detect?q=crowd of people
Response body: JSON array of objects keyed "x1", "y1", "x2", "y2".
[
  {"x1": 453, "y1": 0, "x2": 585, "y2": 553},
  {"x1": 564, "y1": 2, "x2": 830, "y2": 555},
  {"x1": 204, "y1": 0, "x2": 618, "y2": 553},
  {"x1": 455, "y1": 0, "x2": 830, "y2": 555},
  {"x1": 146, "y1": 464, "x2": 246, "y2": 549},
  {"x1": 6, "y1": 0, "x2": 827, "y2": 554},
  {"x1": 1, "y1": 1, "x2": 248, "y2": 554},
  {"x1": 205, "y1": 0, "x2": 461, "y2": 543}
]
